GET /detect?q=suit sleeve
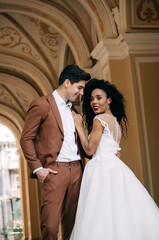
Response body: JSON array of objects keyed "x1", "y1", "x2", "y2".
[{"x1": 20, "y1": 100, "x2": 43, "y2": 172}]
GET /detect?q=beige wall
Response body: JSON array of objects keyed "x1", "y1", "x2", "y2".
[
  {"x1": 138, "y1": 61, "x2": 159, "y2": 204},
  {"x1": 108, "y1": 57, "x2": 148, "y2": 185},
  {"x1": 107, "y1": 56, "x2": 159, "y2": 205}
]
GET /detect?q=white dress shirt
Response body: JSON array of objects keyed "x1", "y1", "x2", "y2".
[
  {"x1": 53, "y1": 90, "x2": 80, "y2": 162},
  {"x1": 33, "y1": 90, "x2": 80, "y2": 173}
]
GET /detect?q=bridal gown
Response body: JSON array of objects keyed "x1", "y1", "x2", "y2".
[{"x1": 70, "y1": 114, "x2": 159, "y2": 240}]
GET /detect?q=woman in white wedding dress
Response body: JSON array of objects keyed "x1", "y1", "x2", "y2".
[{"x1": 70, "y1": 79, "x2": 159, "y2": 240}]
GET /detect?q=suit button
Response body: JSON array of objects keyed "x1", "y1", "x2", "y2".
[
  {"x1": 61, "y1": 138, "x2": 64, "y2": 141},
  {"x1": 57, "y1": 152, "x2": 59, "y2": 155}
]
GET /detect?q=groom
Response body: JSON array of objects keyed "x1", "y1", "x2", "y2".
[{"x1": 20, "y1": 64, "x2": 91, "y2": 240}]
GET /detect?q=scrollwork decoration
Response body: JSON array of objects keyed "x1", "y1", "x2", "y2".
[
  {"x1": 16, "y1": 89, "x2": 30, "y2": 108},
  {"x1": 0, "y1": 85, "x2": 13, "y2": 104},
  {"x1": 0, "y1": 27, "x2": 39, "y2": 60},
  {"x1": 39, "y1": 22, "x2": 58, "y2": 58},
  {"x1": 137, "y1": 0, "x2": 159, "y2": 23},
  {"x1": 27, "y1": 17, "x2": 58, "y2": 58}
]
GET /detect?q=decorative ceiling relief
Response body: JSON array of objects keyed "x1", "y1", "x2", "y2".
[
  {"x1": 0, "y1": 27, "x2": 40, "y2": 60},
  {"x1": 27, "y1": 17, "x2": 58, "y2": 58},
  {"x1": 52, "y1": 19, "x2": 82, "y2": 64},
  {"x1": 137, "y1": 0, "x2": 159, "y2": 23},
  {"x1": 0, "y1": 80, "x2": 36, "y2": 116},
  {"x1": 39, "y1": 23, "x2": 58, "y2": 58},
  {"x1": 0, "y1": 84, "x2": 13, "y2": 104},
  {"x1": 16, "y1": 89, "x2": 32, "y2": 109},
  {"x1": 131, "y1": 0, "x2": 159, "y2": 28}
]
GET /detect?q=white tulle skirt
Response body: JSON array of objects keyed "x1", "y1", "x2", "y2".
[{"x1": 70, "y1": 155, "x2": 159, "y2": 240}]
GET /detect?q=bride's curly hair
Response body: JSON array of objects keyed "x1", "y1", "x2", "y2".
[{"x1": 82, "y1": 78, "x2": 128, "y2": 135}]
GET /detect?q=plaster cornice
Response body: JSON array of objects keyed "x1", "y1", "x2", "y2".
[
  {"x1": 122, "y1": 33, "x2": 159, "y2": 53},
  {"x1": 91, "y1": 33, "x2": 159, "y2": 62}
]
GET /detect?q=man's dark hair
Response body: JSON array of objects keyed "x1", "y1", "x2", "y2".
[{"x1": 58, "y1": 64, "x2": 91, "y2": 85}]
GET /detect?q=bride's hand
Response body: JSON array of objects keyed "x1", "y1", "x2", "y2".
[{"x1": 72, "y1": 112, "x2": 83, "y2": 129}]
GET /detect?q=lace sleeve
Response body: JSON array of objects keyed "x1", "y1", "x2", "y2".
[
  {"x1": 94, "y1": 115, "x2": 108, "y2": 129},
  {"x1": 94, "y1": 114, "x2": 121, "y2": 143}
]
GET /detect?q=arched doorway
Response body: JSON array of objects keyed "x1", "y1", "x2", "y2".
[{"x1": 0, "y1": 123, "x2": 23, "y2": 240}]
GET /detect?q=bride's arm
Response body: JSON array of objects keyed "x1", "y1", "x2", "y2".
[{"x1": 73, "y1": 112, "x2": 103, "y2": 156}]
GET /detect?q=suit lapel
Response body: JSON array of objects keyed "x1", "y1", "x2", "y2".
[{"x1": 47, "y1": 94, "x2": 64, "y2": 135}]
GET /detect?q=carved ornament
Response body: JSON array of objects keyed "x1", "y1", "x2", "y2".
[
  {"x1": 28, "y1": 17, "x2": 58, "y2": 58},
  {"x1": 0, "y1": 27, "x2": 40, "y2": 60},
  {"x1": 137, "y1": 0, "x2": 159, "y2": 23}
]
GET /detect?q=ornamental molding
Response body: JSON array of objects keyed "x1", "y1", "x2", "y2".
[
  {"x1": 112, "y1": 6, "x2": 121, "y2": 33},
  {"x1": 131, "y1": 0, "x2": 159, "y2": 28},
  {"x1": 0, "y1": 54, "x2": 53, "y2": 95},
  {"x1": 79, "y1": 0, "x2": 118, "y2": 39},
  {"x1": 0, "y1": 84, "x2": 13, "y2": 104},
  {"x1": 27, "y1": 17, "x2": 58, "y2": 58},
  {"x1": 91, "y1": 33, "x2": 159, "y2": 61},
  {"x1": 0, "y1": 0, "x2": 91, "y2": 67},
  {"x1": 136, "y1": 0, "x2": 159, "y2": 23},
  {"x1": 122, "y1": 32, "x2": 159, "y2": 53},
  {"x1": 0, "y1": 75, "x2": 37, "y2": 114},
  {"x1": 0, "y1": 103, "x2": 24, "y2": 131},
  {"x1": 91, "y1": 35, "x2": 128, "y2": 62},
  {"x1": 0, "y1": 26, "x2": 40, "y2": 60}
]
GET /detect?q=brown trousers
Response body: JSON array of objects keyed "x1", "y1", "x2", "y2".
[{"x1": 41, "y1": 161, "x2": 83, "y2": 240}]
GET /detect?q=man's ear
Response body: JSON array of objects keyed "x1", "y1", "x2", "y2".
[{"x1": 64, "y1": 79, "x2": 70, "y2": 87}]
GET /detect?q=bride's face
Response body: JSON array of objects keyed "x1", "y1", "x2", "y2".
[{"x1": 90, "y1": 88, "x2": 111, "y2": 114}]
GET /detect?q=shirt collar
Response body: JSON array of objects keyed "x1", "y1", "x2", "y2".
[{"x1": 53, "y1": 90, "x2": 72, "y2": 108}]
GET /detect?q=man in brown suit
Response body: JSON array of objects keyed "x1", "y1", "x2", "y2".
[{"x1": 20, "y1": 64, "x2": 91, "y2": 240}]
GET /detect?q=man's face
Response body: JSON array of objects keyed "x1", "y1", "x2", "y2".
[{"x1": 66, "y1": 80, "x2": 86, "y2": 102}]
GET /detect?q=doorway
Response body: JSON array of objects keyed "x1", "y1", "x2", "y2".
[{"x1": 0, "y1": 123, "x2": 23, "y2": 240}]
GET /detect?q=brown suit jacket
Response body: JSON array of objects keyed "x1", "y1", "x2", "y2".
[{"x1": 20, "y1": 93, "x2": 85, "y2": 178}]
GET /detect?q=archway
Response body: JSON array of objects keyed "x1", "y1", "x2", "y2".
[{"x1": 0, "y1": 123, "x2": 23, "y2": 239}]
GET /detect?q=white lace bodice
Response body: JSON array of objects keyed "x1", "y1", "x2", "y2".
[{"x1": 93, "y1": 114, "x2": 121, "y2": 158}]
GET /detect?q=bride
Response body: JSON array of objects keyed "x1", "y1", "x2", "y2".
[{"x1": 70, "y1": 79, "x2": 159, "y2": 240}]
